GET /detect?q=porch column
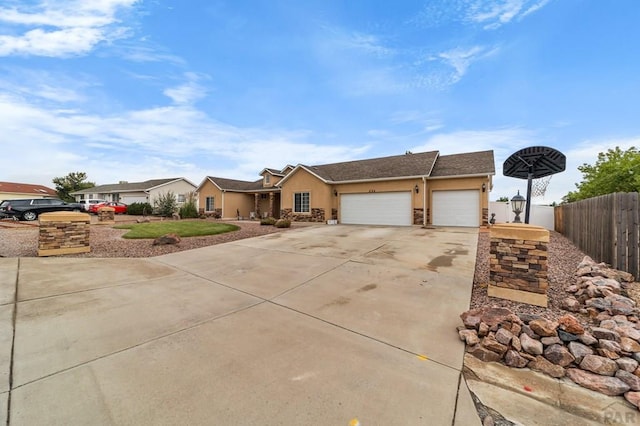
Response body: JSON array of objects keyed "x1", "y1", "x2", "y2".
[
  {"x1": 254, "y1": 193, "x2": 260, "y2": 218},
  {"x1": 269, "y1": 193, "x2": 274, "y2": 217}
]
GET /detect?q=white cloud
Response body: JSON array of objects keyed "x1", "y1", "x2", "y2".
[
  {"x1": 0, "y1": 92, "x2": 370, "y2": 187},
  {"x1": 163, "y1": 73, "x2": 209, "y2": 106},
  {"x1": 322, "y1": 27, "x2": 394, "y2": 58},
  {"x1": 0, "y1": 0, "x2": 138, "y2": 57},
  {"x1": 410, "y1": 0, "x2": 553, "y2": 30}
]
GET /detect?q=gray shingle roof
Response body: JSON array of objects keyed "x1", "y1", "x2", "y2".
[
  {"x1": 207, "y1": 177, "x2": 265, "y2": 191},
  {"x1": 305, "y1": 151, "x2": 440, "y2": 182},
  {"x1": 430, "y1": 150, "x2": 495, "y2": 177},
  {"x1": 71, "y1": 178, "x2": 186, "y2": 194}
]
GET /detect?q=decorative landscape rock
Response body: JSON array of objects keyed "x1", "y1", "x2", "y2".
[
  {"x1": 580, "y1": 354, "x2": 618, "y2": 376},
  {"x1": 544, "y1": 344, "x2": 575, "y2": 367},
  {"x1": 616, "y1": 369, "x2": 640, "y2": 391},
  {"x1": 459, "y1": 256, "x2": 640, "y2": 411},
  {"x1": 152, "y1": 233, "x2": 181, "y2": 245},
  {"x1": 520, "y1": 333, "x2": 543, "y2": 355},
  {"x1": 566, "y1": 368, "x2": 630, "y2": 396}
]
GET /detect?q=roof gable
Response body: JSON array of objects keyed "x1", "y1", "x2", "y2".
[{"x1": 206, "y1": 177, "x2": 264, "y2": 191}]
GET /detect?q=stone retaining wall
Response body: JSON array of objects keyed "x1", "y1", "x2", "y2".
[
  {"x1": 38, "y1": 212, "x2": 90, "y2": 256},
  {"x1": 280, "y1": 208, "x2": 326, "y2": 222},
  {"x1": 489, "y1": 223, "x2": 549, "y2": 307}
]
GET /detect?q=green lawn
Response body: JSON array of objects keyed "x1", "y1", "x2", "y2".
[{"x1": 114, "y1": 221, "x2": 239, "y2": 239}]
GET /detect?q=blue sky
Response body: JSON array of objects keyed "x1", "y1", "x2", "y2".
[{"x1": 1, "y1": 0, "x2": 639, "y2": 203}]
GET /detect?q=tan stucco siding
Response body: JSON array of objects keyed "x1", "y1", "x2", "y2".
[
  {"x1": 280, "y1": 169, "x2": 332, "y2": 216},
  {"x1": 197, "y1": 181, "x2": 223, "y2": 212},
  {"x1": 224, "y1": 192, "x2": 254, "y2": 218}
]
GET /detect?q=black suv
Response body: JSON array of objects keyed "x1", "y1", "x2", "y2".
[{"x1": 0, "y1": 199, "x2": 83, "y2": 221}]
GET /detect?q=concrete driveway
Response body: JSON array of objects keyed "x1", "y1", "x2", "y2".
[{"x1": 0, "y1": 225, "x2": 480, "y2": 425}]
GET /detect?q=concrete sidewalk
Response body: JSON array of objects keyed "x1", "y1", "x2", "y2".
[{"x1": 1, "y1": 225, "x2": 481, "y2": 425}]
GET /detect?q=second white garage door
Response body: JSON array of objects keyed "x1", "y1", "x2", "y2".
[
  {"x1": 432, "y1": 190, "x2": 480, "y2": 227},
  {"x1": 340, "y1": 192, "x2": 412, "y2": 226}
]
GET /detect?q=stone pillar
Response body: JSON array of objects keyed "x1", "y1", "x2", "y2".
[
  {"x1": 38, "y1": 212, "x2": 91, "y2": 256},
  {"x1": 269, "y1": 193, "x2": 274, "y2": 217},
  {"x1": 254, "y1": 193, "x2": 260, "y2": 218},
  {"x1": 97, "y1": 206, "x2": 115, "y2": 224},
  {"x1": 488, "y1": 223, "x2": 549, "y2": 307}
]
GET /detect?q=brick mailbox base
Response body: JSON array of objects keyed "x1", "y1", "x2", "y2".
[
  {"x1": 38, "y1": 212, "x2": 91, "y2": 256},
  {"x1": 488, "y1": 223, "x2": 549, "y2": 307},
  {"x1": 97, "y1": 206, "x2": 115, "y2": 224}
]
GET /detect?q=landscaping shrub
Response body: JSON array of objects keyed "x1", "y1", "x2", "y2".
[
  {"x1": 274, "y1": 219, "x2": 291, "y2": 228},
  {"x1": 127, "y1": 202, "x2": 152, "y2": 216},
  {"x1": 153, "y1": 191, "x2": 178, "y2": 217},
  {"x1": 179, "y1": 192, "x2": 199, "y2": 219},
  {"x1": 260, "y1": 217, "x2": 276, "y2": 225}
]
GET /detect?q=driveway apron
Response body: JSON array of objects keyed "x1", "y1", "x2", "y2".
[{"x1": 2, "y1": 225, "x2": 480, "y2": 425}]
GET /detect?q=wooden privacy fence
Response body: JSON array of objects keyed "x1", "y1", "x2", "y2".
[{"x1": 554, "y1": 192, "x2": 640, "y2": 279}]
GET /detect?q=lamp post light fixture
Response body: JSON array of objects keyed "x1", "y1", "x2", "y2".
[
  {"x1": 511, "y1": 190, "x2": 526, "y2": 224},
  {"x1": 414, "y1": 185, "x2": 419, "y2": 194}
]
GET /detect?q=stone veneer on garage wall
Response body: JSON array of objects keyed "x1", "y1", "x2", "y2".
[
  {"x1": 38, "y1": 212, "x2": 91, "y2": 256},
  {"x1": 280, "y1": 208, "x2": 326, "y2": 222},
  {"x1": 488, "y1": 223, "x2": 549, "y2": 307}
]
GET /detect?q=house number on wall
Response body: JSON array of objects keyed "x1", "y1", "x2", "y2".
[{"x1": 368, "y1": 189, "x2": 376, "y2": 193}]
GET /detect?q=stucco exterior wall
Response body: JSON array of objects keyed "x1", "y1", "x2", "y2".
[
  {"x1": 197, "y1": 181, "x2": 223, "y2": 214},
  {"x1": 280, "y1": 169, "x2": 333, "y2": 220},
  {"x1": 226, "y1": 192, "x2": 254, "y2": 219}
]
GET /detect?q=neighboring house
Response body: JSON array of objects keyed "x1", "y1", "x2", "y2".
[
  {"x1": 197, "y1": 166, "x2": 293, "y2": 219},
  {"x1": 198, "y1": 150, "x2": 495, "y2": 227},
  {"x1": 71, "y1": 178, "x2": 197, "y2": 206},
  {"x1": 0, "y1": 181, "x2": 58, "y2": 201}
]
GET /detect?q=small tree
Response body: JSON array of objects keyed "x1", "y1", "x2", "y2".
[
  {"x1": 563, "y1": 146, "x2": 640, "y2": 203},
  {"x1": 52, "y1": 172, "x2": 95, "y2": 202},
  {"x1": 153, "y1": 191, "x2": 178, "y2": 217},
  {"x1": 496, "y1": 196, "x2": 510, "y2": 202},
  {"x1": 179, "y1": 192, "x2": 199, "y2": 218}
]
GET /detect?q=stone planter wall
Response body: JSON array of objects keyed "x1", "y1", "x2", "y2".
[
  {"x1": 280, "y1": 208, "x2": 326, "y2": 222},
  {"x1": 489, "y1": 223, "x2": 549, "y2": 307},
  {"x1": 38, "y1": 212, "x2": 90, "y2": 256},
  {"x1": 97, "y1": 206, "x2": 115, "y2": 224}
]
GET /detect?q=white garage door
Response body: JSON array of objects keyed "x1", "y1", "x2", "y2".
[
  {"x1": 340, "y1": 192, "x2": 412, "y2": 226},
  {"x1": 432, "y1": 190, "x2": 480, "y2": 227}
]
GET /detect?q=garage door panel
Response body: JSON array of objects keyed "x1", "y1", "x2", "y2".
[
  {"x1": 341, "y1": 193, "x2": 411, "y2": 226},
  {"x1": 432, "y1": 190, "x2": 480, "y2": 227}
]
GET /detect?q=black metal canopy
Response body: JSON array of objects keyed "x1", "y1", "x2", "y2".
[
  {"x1": 503, "y1": 146, "x2": 566, "y2": 179},
  {"x1": 503, "y1": 146, "x2": 566, "y2": 224}
]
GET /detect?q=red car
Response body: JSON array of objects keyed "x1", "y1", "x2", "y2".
[{"x1": 89, "y1": 202, "x2": 128, "y2": 214}]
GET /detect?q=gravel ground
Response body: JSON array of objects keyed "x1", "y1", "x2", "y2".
[
  {"x1": 471, "y1": 229, "x2": 588, "y2": 321},
  {"x1": 0, "y1": 219, "x2": 295, "y2": 258}
]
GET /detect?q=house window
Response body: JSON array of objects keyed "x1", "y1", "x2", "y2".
[
  {"x1": 260, "y1": 193, "x2": 268, "y2": 200},
  {"x1": 294, "y1": 192, "x2": 310, "y2": 213},
  {"x1": 178, "y1": 194, "x2": 186, "y2": 203},
  {"x1": 206, "y1": 196, "x2": 214, "y2": 212},
  {"x1": 265, "y1": 175, "x2": 270, "y2": 184}
]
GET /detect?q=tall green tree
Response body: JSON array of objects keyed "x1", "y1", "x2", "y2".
[
  {"x1": 563, "y1": 146, "x2": 640, "y2": 203},
  {"x1": 52, "y1": 172, "x2": 95, "y2": 202}
]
